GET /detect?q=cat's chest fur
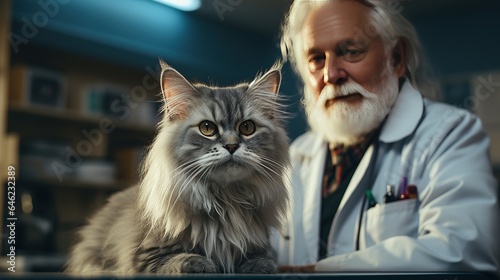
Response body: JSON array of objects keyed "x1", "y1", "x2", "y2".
[{"x1": 135, "y1": 182, "x2": 275, "y2": 272}]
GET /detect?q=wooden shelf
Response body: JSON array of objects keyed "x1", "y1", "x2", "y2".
[
  {"x1": 7, "y1": 104, "x2": 158, "y2": 146},
  {"x1": 8, "y1": 104, "x2": 157, "y2": 134},
  {"x1": 0, "y1": 254, "x2": 66, "y2": 273},
  {"x1": 1, "y1": 0, "x2": 154, "y2": 265},
  {"x1": 22, "y1": 177, "x2": 132, "y2": 191}
]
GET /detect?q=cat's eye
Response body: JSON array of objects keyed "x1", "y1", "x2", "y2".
[
  {"x1": 239, "y1": 120, "x2": 256, "y2": 136},
  {"x1": 199, "y1": 121, "x2": 218, "y2": 137}
]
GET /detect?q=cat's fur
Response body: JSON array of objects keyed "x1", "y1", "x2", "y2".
[{"x1": 65, "y1": 60, "x2": 290, "y2": 274}]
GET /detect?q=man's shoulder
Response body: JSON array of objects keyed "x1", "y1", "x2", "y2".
[
  {"x1": 412, "y1": 98, "x2": 487, "y2": 146},
  {"x1": 291, "y1": 131, "x2": 317, "y2": 145},
  {"x1": 422, "y1": 98, "x2": 482, "y2": 128},
  {"x1": 289, "y1": 131, "x2": 323, "y2": 158}
]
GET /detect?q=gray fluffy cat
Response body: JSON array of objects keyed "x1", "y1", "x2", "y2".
[{"x1": 65, "y1": 60, "x2": 290, "y2": 274}]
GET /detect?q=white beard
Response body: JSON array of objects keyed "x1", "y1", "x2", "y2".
[{"x1": 305, "y1": 63, "x2": 400, "y2": 146}]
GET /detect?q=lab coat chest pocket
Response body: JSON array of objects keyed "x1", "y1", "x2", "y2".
[{"x1": 364, "y1": 199, "x2": 419, "y2": 246}]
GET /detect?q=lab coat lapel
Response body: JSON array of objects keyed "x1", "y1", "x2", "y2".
[
  {"x1": 338, "y1": 145, "x2": 374, "y2": 212},
  {"x1": 380, "y1": 81, "x2": 424, "y2": 142},
  {"x1": 326, "y1": 143, "x2": 375, "y2": 255},
  {"x1": 302, "y1": 139, "x2": 327, "y2": 261}
]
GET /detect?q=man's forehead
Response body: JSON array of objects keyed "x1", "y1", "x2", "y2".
[{"x1": 302, "y1": 1, "x2": 373, "y2": 50}]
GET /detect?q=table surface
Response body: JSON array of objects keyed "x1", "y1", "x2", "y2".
[{"x1": 0, "y1": 272, "x2": 498, "y2": 280}]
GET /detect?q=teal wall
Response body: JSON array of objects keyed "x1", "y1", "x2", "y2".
[
  {"x1": 9, "y1": 0, "x2": 500, "y2": 141},
  {"x1": 409, "y1": 1, "x2": 500, "y2": 77}
]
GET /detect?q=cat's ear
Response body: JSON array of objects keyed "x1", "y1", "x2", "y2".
[
  {"x1": 159, "y1": 59, "x2": 197, "y2": 121},
  {"x1": 247, "y1": 61, "x2": 286, "y2": 120},
  {"x1": 159, "y1": 59, "x2": 197, "y2": 99},
  {"x1": 248, "y1": 61, "x2": 282, "y2": 95}
]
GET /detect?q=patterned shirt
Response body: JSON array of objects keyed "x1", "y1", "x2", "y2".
[
  {"x1": 322, "y1": 132, "x2": 376, "y2": 197},
  {"x1": 319, "y1": 131, "x2": 378, "y2": 259}
]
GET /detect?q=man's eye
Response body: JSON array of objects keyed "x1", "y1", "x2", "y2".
[
  {"x1": 310, "y1": 55, "x2": 325, "y2": 63},
  {"x1": 346, "y1": 50, "x2": 361, "y2": 55},
  {"x1": 340, "y1": 49, "x2": 361, "y2": 56},
  {"x1": 340, "y1": 48, "x2": 365, "y2": 61},
  {"x1": 308, "y1": 55, "x2": 325, "y2": 72}
]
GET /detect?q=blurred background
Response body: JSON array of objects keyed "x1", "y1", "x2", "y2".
[{"x1": 0, "y1": 0, "x2": 499, "y2": 273}]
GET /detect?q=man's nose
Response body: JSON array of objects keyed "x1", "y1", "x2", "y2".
[{"x1": 324, "y1": 56, "x2": 347, "y2": 85}]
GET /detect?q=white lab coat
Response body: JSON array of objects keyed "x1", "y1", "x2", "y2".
[{"x1": 272, "y1": 81, "x2": 499, "y2": 274}]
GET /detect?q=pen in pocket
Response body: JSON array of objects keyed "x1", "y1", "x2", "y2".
[
  {"x1": 379, "y1": 182, "x2": 419, "y2": 205},
  {"x1": 365, "y1": 190, "x2": 377, "y2": 209},
  {"x1": 401, "y1": 184, "x2": 418, "y2": 200},
  {"x1": 383, "y1": 184, "x2": 397, "y2": 203},
  {"x1": 398, "y1": 177, "x2": 408, "y2": 200}
]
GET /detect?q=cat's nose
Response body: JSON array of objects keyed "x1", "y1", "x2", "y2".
[{"x1": 224, "y1": 144, "x2": 240, "y2": 154}]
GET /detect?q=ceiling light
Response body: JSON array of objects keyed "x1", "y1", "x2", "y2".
[{"x1": 152, "y1": 0, "x2": 201, "y2": 11}]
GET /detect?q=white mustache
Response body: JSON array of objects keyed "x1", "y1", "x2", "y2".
[{"x1": 320, "y1": 83, "x2": 376, "y2": 101}]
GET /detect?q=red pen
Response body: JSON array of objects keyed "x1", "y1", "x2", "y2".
[
  {"x1": 398, "y1": 177, "x2": 408, "y2": 200},
  {"x1": 400, "y1": 184, "x2": 418, "y2": 200},
  {"x1": 405, "y1": 185, "x2": 418, "y2": 199}
]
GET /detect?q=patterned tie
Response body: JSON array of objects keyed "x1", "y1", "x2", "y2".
[{"x1": 322, "y1": 134, "x2": 375, "y2": 197}]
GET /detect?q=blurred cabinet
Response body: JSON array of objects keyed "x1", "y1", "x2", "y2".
[
  {"x1": 439, "y1": 72, "x2": 500, "y2": 198},
  {"x1": 1, "y1": 0, "x2": 161, "y2": 272},
  {"x1": 0, "y1": 0, "x2": 14, "y2": 267},
  {"x1": 440, "y1": 72, "x2": 500, "y2": 165},
  {"x1": 474, "y1": 73, "x2": 500, "y2": 167}
]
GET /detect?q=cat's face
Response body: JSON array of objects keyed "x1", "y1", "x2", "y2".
[
  {"x1": 171, "y1": 85, "x2": 282, "y2": 184},
  {"x1": 158, "y1": 61, "x2": 288, "y2": 187}
]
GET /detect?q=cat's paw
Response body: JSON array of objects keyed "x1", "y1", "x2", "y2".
[
  {"x1": 159, "y1": 253, "x2": 217, "y2": 274},
  {"x1": 237, "y1": 257, "x2": 278, "y2": 274}
]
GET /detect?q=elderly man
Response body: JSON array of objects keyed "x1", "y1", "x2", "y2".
[{"x1": 272, "y1": 0, "x2": 499, "y2": 275}]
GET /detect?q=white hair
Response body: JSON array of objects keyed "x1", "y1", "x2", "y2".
[{"x1": 281, "y1": 0, "x2": 435, "y2": 97}]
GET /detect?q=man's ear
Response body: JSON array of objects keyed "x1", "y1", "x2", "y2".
[{"x1": 392, "y1": 38, "x2": 407, "y2": 78}]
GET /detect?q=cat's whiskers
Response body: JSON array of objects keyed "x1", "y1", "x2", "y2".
[
  {"x1": 193, "y1": 163, "x2": 223, "y2": 217},
  {"x1": 250, "y1": 155, "x2": 283, "y2": 180},
  {"x1": 168, "y1": 155, "x2": 219, "y2": 213},
  {"x1": 246, "y1": 156, "x2": 289, "y2": 209},
  {"x1": 170, "y1": 157, "x2": 203, "y2": 176},
  {"x1": 258, "y1": 154, "x2": 288, "y2": 169},
  {"x1": 168, "y1": 162, "x2": 207, "y2": 209},
  {"x1": 241, "y1": 153, "x2": 283, "y2": 200},
  {"x1": 162, "y1": 163, "x2": 207, "y2": 224},
  {"x1": 241, "y1": 151, "x2": 278, "y2": 180}
]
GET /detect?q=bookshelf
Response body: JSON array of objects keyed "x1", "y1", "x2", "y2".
[
  {"x1": 0, "y1": 0, "x2": 161, "y2": 272},
  {"x1": 0, "y1": 0, "x2": 13, "y2": 266}
]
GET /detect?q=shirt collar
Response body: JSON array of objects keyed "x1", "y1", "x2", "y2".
[
  {"x1": 291, "y1": 132, "x2": 325, "y2": 157},
  {"x1": 379, "y1": 80, "x2": 424, "y2": 143}
]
